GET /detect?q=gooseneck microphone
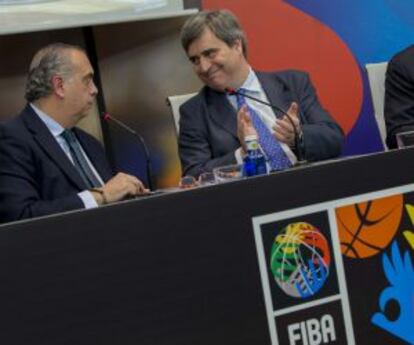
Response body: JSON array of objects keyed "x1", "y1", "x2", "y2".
[
  {"x1": 225, "y1": 88, "x2": 305, "y2": 164},
  {"x1": 102, "y1": 112, "x2": 154, "y2": 190}
]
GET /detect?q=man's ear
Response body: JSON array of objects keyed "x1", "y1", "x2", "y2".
[
  {"x1": 51, "y1": 75, "x2": 65, "y2": 99},
  {"x1": 233, "y1": 39, "x2": 243, "y2": 53}
]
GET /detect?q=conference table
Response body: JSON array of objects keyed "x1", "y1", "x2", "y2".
[{"x1": 0, "y1": 149, "x2": 413, "y2": 345}]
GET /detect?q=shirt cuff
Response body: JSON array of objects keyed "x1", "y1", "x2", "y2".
[
  {"x1": 235, "y1": 147, "x2": 244, "y2": 164},
  {"x1": 78, "y1": 190, "x2": 99, "y2": 209}
]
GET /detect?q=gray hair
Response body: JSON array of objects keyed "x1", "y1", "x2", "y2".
[
  {"x1": 181, "y1": 9, "x2": 247, "y2": 57},
  {"x1": 25, "y1": 43, "x2": 85, "y2": 102}
]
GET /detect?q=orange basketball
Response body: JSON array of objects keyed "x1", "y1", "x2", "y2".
[{"x1": 335, "y1": 194, "x2": 403, "y2": 258}]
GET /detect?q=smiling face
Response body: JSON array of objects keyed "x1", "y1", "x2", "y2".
[{"x1": 187, "y1": 28, "x2": 249, "y2": 91}]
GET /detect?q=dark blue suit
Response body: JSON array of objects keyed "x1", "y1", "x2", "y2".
[
  {"x1": 0, "y1": 105, "x2": 113, "y2": 223},
  {"x1": 385, "y1": 44, "x2": 414, "y2": 149},
  {"x1": 178, "y1": 70, "x2": 344, "y2": 177}
]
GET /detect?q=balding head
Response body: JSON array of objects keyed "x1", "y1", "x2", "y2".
[{"x1": 25, "y1": 43, "x2": 85, "y2": 102}]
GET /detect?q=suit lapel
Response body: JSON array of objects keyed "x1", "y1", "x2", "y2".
[
  {"x1": 206, "y1": 88, "x2": 238, "y2": 138},
  {"x1": 22, "y1": 106, "x2": 87, "y2": 190},
  {"x1": 256, "y1": 72, "x2": 295, "y2": 119},
  {"x1": 204, "y1": 72, "x2": 295, "y2": 136}
]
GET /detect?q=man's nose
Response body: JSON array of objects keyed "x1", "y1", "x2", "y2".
[
  {"x1": 198, "y1": 56, "x2": 211, "y2": 74},
  {"x1": 90, "y1": 81, "x2": 98, "y2": 96}
]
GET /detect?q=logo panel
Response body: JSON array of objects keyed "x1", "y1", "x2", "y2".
[
  {"x1": 270, "y1": 222, "x2": 331, "y2": 299},
  {"x1": 254, "y1": 210, "x2": 352, "y2": 344}
]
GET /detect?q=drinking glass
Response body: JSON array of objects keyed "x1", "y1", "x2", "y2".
[
  {"x1": 213, "y1": 164, "x2": 244, "y2": 183},
  {"x1": 198, "y1": 172, "x2": 216, "y2": 186}
]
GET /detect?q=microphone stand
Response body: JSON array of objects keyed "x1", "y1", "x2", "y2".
[
  {"x1": 225, "y1": 88, "x2": 306, "y2": 165},
  {"x1": 102, "y1": 113, "x2": 154, "y2": 190}
]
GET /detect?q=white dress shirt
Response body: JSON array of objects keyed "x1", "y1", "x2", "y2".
[{"x1": 226, "y1": 68, "x2": 297, "y2": 165}]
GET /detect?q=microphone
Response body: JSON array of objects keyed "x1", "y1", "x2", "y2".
[
  {"x1": 102, "y1": 112, "x2": 154, "y2": 190},
  {"x1": 225, "y1": 87, "x2": 305, "y2": 164}
]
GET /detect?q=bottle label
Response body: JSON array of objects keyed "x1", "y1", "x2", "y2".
[
  {"x1": 243, "y1": 137, "x2": 268, "y2": 177},
  {"x1": 246, "y1": 140, "x2": 259, "y2": 151}
]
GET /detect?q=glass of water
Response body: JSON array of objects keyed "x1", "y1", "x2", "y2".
[
  {"x1": 198, "y1": 172, "x2": 216, "y2": 186},
  {"x1": 213, "y1": 164, "x2": 244, "y2": 183}
]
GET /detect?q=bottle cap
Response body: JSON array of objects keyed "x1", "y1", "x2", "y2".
[{"x1": 245, "y1": 134, "x2": 258, "y2": 142}]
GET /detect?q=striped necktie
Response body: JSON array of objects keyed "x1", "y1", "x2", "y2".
[
  {"x1": 61, "y1": 129, "x2": 101, "y2": 188},
  {"x1": 236, "y1": 89, "x2": 292, "y2": 171}
]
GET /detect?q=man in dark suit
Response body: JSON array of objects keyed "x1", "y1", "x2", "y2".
[
  {"x1": 178, "y1": 10, "x2": 344, "y2": 178},
  {"x1": 385, "y1": 44, "x2": 414, "y2": 149},
  {"x1": 0, "y1": 43, "x2": 148, "y2": 223}
]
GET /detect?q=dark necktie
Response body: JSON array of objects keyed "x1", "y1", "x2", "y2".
[
  {"x1": 61, "y1": 129, "x2": 101, "y2": 188},
  {"x1": 236, "y1": 89, "x2": 292, "y2": 171}
]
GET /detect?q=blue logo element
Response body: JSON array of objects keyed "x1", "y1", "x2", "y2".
[
  {"x1": 295, "y1": 257, "x2": 328, "y2": 298},
  {"x1": 371, "y1": 241, "x2": 414, "y2": 344}
]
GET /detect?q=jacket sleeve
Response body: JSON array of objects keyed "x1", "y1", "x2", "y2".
[
  {"x1": 178, "y1": 100, "x2": 237, "y2": 178},
  {"x1": 384, "y1": 54, "x2": 414, "y2": 149},
  {"x1": 294, "y1": 72, "x2": 345, "y2": 161},
  {"x1": 0, "y1": 127, "x2": 84, "y2": 224}
]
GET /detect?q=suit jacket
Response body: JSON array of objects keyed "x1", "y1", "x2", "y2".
[
  {"x1": 385, "y1": 44, "x2": 414, "y2": 149},
  {"x1": 178, "y1": 70, "x2": 344, "y2": 177},
  {"x1": 0, "y1": 105, "x2": 113, "y2": 223}
]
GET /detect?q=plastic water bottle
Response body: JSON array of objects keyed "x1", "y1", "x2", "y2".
[{"x1": 243, "y1": 135, "x2": 268, "y2": 177}]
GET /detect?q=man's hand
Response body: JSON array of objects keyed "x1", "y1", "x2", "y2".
[
  {"x1": 237, "y1": 105, "x2": 257, "y2": 152},
  {"x1": 92, "y1": 173, "x2": 149, "y2": 205},
  {"x1": 273, "y1": 102, "x2": 302, "y2": 146}
]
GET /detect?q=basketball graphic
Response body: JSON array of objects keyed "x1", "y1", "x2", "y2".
[
  {"x1": 270, "y1": 222, "x2": 331, "y2": 298},
  {"x1": 336, "y1": 195, "x2": 403, "y2": 259}
]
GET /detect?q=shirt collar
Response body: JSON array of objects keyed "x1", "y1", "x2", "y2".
[
  {"x1": 239, "y1": 68, "x2": 261, "y2": 95},
  {"x1": 30, "y1": 103, "x2": 65, "y2": 138}
]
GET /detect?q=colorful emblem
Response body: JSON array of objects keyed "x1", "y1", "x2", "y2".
[{"x1": 270, "y1": 222, "x2": 331, "y2": 298}]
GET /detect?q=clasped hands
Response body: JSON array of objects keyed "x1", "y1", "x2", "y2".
[{"x1": 237, "y1": 102, "x2": 302, "y2": 151}]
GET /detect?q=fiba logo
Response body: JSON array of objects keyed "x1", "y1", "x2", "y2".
[{"x1": 270, "y1": 222, "x2": 331, "y2": 298}]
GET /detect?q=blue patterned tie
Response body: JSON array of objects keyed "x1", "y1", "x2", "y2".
[
  {"x1": 236, "y1": 89, "x2": 292, "y2": 170},
  {"x1": 61, "y1": 130, "x2": 102, "y2": 188}
]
